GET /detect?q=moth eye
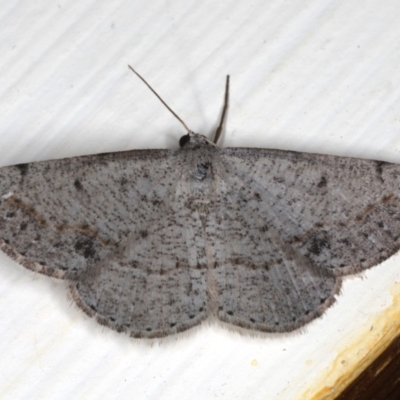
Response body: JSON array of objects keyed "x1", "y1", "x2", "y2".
[{"x1": 179, "y1": 134, "x2": 191, "y2": 148}]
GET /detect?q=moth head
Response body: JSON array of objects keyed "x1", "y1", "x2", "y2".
[{"x1": 179, "y1": 132, "x2": 216, "y2": 149}]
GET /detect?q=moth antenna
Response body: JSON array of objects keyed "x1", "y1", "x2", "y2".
[
  {"x1": 128, "y1": 65, "x2": 191, "y2": 134},
  {"x1": 213, "y1": 75, "x2": 230, "y2": 144}
]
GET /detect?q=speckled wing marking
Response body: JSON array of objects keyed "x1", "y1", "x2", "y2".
[
  {"x1": 209, "y1": 148, "x2": 400, "y2": 332},
  {"x1": 69, "y1": 176, "x2": 211, "y2": 338},
  {"x1": 0, "y1": 149, "x2": 207, "y2": 338},
  {"x1": 0, "y1": 150, "x2": 177, "y2": 279},
  {"x1": 1, "y1": 134, "x2": 400, "y2": 338}
]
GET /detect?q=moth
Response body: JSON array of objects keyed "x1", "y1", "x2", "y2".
[{"x1": 1, "y1": 66, "x2": 399, "y2": 338}]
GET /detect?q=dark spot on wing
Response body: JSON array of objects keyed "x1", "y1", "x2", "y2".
[
  {"x1": 74, "y1": 179, "x2": 83, "y2": 190},
  {"x1": 74, "y1": 237, "x2": 96, "y2": 259},
  {"x1": 375, "y1": 161, "x2": 387, "y2": 175},
  {"x1": 317, "y1": 176, "x2": 327, "y2": 188},
  {"x1": 338, "y1": 237, "x2": 351, "y2": 246},
  {"x1": 273, "y1": 176, "x2": 285, "y2": 184},
  {"x1": 309, "y1": 235, "x2": 331, "y2": 256},
  {"x1": 139, "y1": 230, "x2": 148, "y2": 238},
  {"x1": 15, "y1": 163, "x2": 29, "y2": 176},
  {"x1": 254, "y1": 192, "x2": 261, "y2": 201}
]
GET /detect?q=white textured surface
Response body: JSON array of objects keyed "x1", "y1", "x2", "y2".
[{"x1": 1, "y1": 1, "x2": 400, "y2": 399}]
